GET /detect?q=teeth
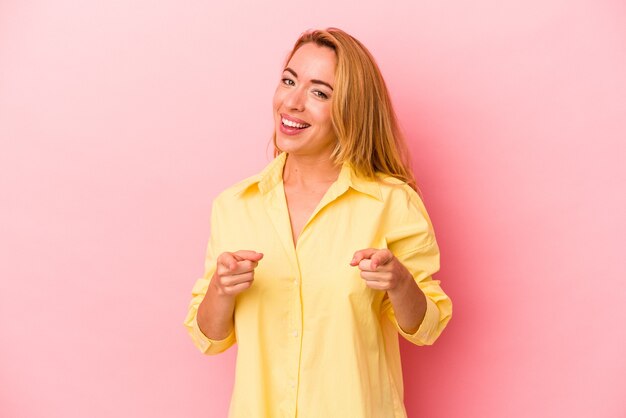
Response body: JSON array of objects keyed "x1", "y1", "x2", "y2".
[{"x1": 282, "y1": 118, "x2": 309, "y2": 129}]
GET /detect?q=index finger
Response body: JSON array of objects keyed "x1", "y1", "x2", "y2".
[{"x1": 232, "y1": 250, "x2": 264, "y2": 262}]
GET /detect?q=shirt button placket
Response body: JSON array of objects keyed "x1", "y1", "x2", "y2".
[{"x1": 288, "y1": 260, "x2": 303, "y2": 417}]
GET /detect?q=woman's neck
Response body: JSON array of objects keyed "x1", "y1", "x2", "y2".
[{"x1": 282, "y1": 153, "x2": 342, "y2": 190}]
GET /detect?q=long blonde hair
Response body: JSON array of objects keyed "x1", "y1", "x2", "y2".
[{"x1": 273, "y1": 27, "x2": 420, "y2": 195}]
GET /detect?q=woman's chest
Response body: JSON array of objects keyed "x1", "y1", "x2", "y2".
[
  {"x1": 283, "y1": 186, "x2": 328, "y2": 246},
  {"x1": 219, "y1": 194, "x2": 389, "y2": 306}
]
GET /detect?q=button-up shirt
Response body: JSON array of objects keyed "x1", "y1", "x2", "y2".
[{"x1": 183, "y1": 152, "x2": 452, "y2": 418}]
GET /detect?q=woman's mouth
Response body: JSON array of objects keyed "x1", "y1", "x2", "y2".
[{"x1": 279, "y1": 115, "x2": 310, "y2": 135}]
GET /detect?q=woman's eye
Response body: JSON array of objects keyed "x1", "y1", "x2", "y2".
[
  {"x1": 313, "y1": 90, "x2": 328, "y2": 99},
  {"x1": 281, "y1": 78, "x2": 295, "y2": 86}
]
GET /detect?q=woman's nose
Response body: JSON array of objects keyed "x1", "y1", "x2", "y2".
[{"x1": 284, "y1": 87, "x2": 305, "y2": 111}]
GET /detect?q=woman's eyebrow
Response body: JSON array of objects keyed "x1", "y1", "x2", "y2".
[{"x1": 283, "y1": 67, "x2": 334, "y2": 91}]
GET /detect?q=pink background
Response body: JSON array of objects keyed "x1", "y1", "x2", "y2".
[{"x1": 1, "y1": 1, "x2": 625, "y2": 417}]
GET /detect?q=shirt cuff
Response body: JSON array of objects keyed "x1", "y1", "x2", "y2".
[
  {"x1": 188, "y1": 313, "x2": 236, "y2": 355},
  {"x1": 391, "y1": 296, "x2": 440, "y2": 346}
]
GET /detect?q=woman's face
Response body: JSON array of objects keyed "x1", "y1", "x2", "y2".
[{"x1": 272, "y1": 42, "x2": 337, "y2": 158}]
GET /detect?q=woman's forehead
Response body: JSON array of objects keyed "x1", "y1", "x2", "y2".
[{"x1": 286, "y1": 43, "x2": 337, "y2": 83}]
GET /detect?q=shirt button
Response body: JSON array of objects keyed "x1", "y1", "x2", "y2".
[
  {"x1": 289, "y1": 381, "x2": 296, "y2": 388},
  {"x1": 292, "y1": 330, "x2": 298, "y2": 337}
]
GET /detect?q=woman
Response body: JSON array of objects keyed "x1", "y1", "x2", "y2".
[{"x1": 184, "y1": 27, "x2": 452, "y2": 418}]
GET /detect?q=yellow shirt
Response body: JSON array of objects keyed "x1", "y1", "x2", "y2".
[{"x1": 183, "y1": 152, "x2": 452, "y2": 418}]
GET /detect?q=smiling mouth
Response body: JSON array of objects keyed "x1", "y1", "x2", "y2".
[{"x1": 281, "y1": 117, "x2": 310, "y2": 129}]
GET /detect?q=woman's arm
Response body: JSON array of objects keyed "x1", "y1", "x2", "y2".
[
  {"x1": 196, "y1": 250, "x2": 263, "y2": 340},
  {"x1": 351, "y1": 248, "x2": 427, "y2": 334},
  {"x1": 385, "y1": 269, "x2": 427, "y2": 335},
  {"x1": 196, "y1": 276, "x2": 236, "y2": 340}
]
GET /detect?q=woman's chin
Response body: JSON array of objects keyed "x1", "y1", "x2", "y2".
[{"x1": 275, "y1": 135, "x2": 303, "y2": 154}]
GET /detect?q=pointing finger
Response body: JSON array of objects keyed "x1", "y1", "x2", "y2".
[
  {"x1": 350, "y1": 248, "x2": 378, "y2": 266},
  {"x1": 233, "y1": 250, "x2": 264, "y2": 262}
]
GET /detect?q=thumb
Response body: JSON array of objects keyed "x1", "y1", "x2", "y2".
[
  {"x1": 370, "y1": 249, "x2": 393, "y2": 270},
  {"x1": 218, "y1": 252, "x2": 239, "y2": 271},
  {"x1": 350, "y1": 248, "x2": 377, "y2": 266}
]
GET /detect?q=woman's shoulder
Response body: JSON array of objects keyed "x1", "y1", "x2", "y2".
[
  {"x1": 213, "y1": 154, "x2": 285, "y2": 204},
  {"x1": 372, "y1": 173, "x2": 436, "y2": 240},
  {"x1": 373, "y1": 172, "x2": 424, "y2": 207},
  {"x1": 215, "y1": 173, "x2": 262, "y2": 200}
]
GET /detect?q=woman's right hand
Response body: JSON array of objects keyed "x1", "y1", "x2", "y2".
[{"x1": 210, "y1": 250, "x2": 264, "y2": 297}]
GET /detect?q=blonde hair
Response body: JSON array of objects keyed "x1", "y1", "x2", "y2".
[{"x1": 273, "y1": 27, "x2": 421, "y2": 195}]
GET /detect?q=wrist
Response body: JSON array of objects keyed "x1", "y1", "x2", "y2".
[
  {"x1": 200, "y1": 280, "x2": 236, "y2": 320},
  {"x1": 389, "y1": 269, "x2": 415, "y2": 296}
]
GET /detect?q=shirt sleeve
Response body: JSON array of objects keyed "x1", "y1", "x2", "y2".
[
  {"x1": 183, "y1": 198, "x2": 237, "y2": 355},
  {"x1": 380, "y1": 187, "x2": 453, "y2": 346}
]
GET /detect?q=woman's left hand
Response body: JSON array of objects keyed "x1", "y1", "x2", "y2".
[{"x1": 350, "y1": 248, "x2": 412, "y2": 292}]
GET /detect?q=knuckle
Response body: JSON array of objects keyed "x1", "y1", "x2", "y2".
[{"x1": 219, "y1": 251, "x2": 231, "y2": 261}]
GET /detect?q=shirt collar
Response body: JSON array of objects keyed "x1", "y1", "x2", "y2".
[{"x1": 235, "y1": 152, "x2": 382, "y2": 201}]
